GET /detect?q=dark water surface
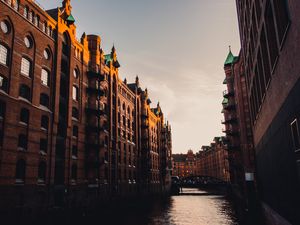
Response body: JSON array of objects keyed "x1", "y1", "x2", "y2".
[{"x1": 66, "y1": 188, "x2": 239, "y2": 225}]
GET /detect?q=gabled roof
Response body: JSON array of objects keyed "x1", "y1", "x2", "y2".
[
  {"x1": 66, "y1": 14, "x2": 75, "y2": 23},
  {"x1": 224, "y1": 51, "x2": 235, "y2": 66},
  {"x1": 222, "y1": 97, "x2": 228, "y2": 105}
]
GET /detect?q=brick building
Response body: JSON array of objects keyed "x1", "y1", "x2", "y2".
[
  {"x1": 196, "y1": 137, "x2": 230, "y2": 182},
  {"x1": 172, "y1": 150, "x2": 197, "y2": 178},
  {"x1": 0, "y1": 0, "x2": 172, "y2": 218},
  {"x1": 234, "y1": 0, "x2": 300, "y2": 224},
  {"x1": 222, "y1": 49, "x2": 255, "y2": 201}
]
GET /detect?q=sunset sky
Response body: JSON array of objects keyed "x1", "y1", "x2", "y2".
[{"x1": 38, "y1": 0, "x2": 241, "y2": 154}]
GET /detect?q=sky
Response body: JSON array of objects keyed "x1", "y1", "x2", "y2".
[{"x1": 38, "y1": 0, "x2": 241, "y2": 154}]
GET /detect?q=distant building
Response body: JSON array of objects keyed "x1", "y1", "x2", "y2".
[
  {"x1": 172, "y1": 150, "x2": 197, "y2": 178},
  {"x1": 196, "y1": 137, "x2": 230, "y2": 182}
]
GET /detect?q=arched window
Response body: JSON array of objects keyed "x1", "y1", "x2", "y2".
[
  {"x1": 40, "y1": 138, "x2": 47, "y2": 153},
  {"x1": 15, "y1": 159, "x2": 26, "y2": 183},
  {"x1": 13, "y1": 0, "x2": 20, "y2": 11},
  {"x1": 21, "y1": 57, "x2": 31, "y2": 77},
  {"x1": 127, "y1": 106, "x2": 130, "y2": 115},
  {"x1": 72, "y1": 107, "x2": 79, "y2": 119},
  {"x1": 73, "y1": 68, "x2": 79, "y2": 79},
  {"x1": 72, "y1": 125, "x2": 78, "y2": 138},
  {"x1": 19, "y1": 84, "x2": 31, "y2": 100},
  {"x1": 42, "y1": 21, "x2": 46, "y2": 32},
  {"x1": 62, "y1": 33, "x2": 70, "y2": 56},
  {"x1": 43, "y1": 48, "x2": 50, "y2": 60},
  {"x1": 23, "y1": 6, "x2": 28, "y2": 18},
  {"x1": 20, "y1": 108, "x2": 29, "y2": 124},
  {"x1": 18, "y1": 134, "x2": 27, "y2": 150},
  {"x1": 34, "y1": 15, "x2": 38, "y2": 27},
  {"x1": 38, "y1": 161, "x2": 46, "y2": 182},
  {"x1": 41, "y1": 69, "x2": 49, "y2": 86},
  {"x1": 122, "y1": 103, "x2": 125, "y2": 110},
  {"x1": 72, "y1": 145, "x2": 78, "y2": 158},
  {"x1": 72, "y1": 86, "x2": 79, "y2": 101},
  {"x1": 0, "y1": 44, "x2": 8, "y2": 65},
  {"x1": 71, "y1": 164, "x2": 77, "y2": 180},
  {"x1": 40, "y1": 93, "x2": 49, "y2": 108},
  {"x1": 41, "y1": 115, "x2": 49, "y2": 130}
]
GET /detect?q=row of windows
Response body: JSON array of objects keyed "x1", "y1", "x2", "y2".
[
  {"x1": 17, "y1": 134, "x2": 48, "y2": 153},
  {"x1": 0, "y1": 101, "x2": 49, "y2": 129},
  {"x1": 15, "y1": 159, "x2": 47, "y2": 183},
  {"x1": 246, "y1": 0, "x2": 290, "y2": 124},
  {"x1": 1, "y1": 0, "x2": 55, "y2": 38},
  {"x1": 0, "y1": 46, "x2": 51, "y2": 87},
  {"x1": 19, "y1": 84, "x2": 50, "y2": 107},
  {"x1": 15, "y1": 159, "x2": 78, "y2": 183}
]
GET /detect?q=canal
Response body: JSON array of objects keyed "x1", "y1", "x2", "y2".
[{"x1": 50, "y1": 188, "x2": 240, "y2": 225}]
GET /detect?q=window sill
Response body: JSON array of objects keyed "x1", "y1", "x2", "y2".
[
  {"x1": 19, "y1": 122, "x2": 28, "y2": 126},
  {"x1": 18, "y1": 97, "x2": 31, "y2": 104},
  {"x1": 41, "y1": 83, "x2": 50, "y2": 88},
  {"x1": 37, "y1": 179, "x2": 45, "y2": 185},
  {"x1": 39, "y1": 151, "x2": 47, "y2": 156},
  {"x1": 20, "y1": 73, "x2": 31, "y2": 79},
  {"x1": 17, "y1": 147, "x2": 27, "y2": 152},
  {"x1": 71, "y1": 180, "x2": 77, "y2": 185},
  {"x1": 39, "y1": 105, "x2": 50, "y2": 111},
  {"x1": 41, "y1": 127, "x2": 48, "y2": 132},
  {"x1": 15, "y1": 179, "x2": 24, "y2": 185}
]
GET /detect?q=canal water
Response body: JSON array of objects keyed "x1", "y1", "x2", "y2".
[{"x1": 61, "y1": 188, "x2": 240, "y2": 225}]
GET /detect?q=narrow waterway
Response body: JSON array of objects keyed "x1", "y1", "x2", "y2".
[{"x1": 63, "y1": 188, "x2": 239, "y2": 225}]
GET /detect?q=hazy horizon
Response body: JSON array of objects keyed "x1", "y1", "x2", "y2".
[{"x1": 38, "y1": 0, "x2": 241, "y2": 154}]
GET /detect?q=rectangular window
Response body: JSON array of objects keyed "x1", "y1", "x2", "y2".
[
  {"x1": 21, "y1": 58, "x2": 31, "y2": 77},
  {"x1": 291, "y1": 120, "x2": 300, "y2": 151},
  {"x1": 0, "y1": 45, "x2": 8, "y2": 65},
  {"x1": 41, "y1": 69, "x2": 49, "y2": 86},
  {"x1": 257, "y1": 49, "x2": 266, "y2": 98},
  {"x1": 0, "y1": 101, "x2": 5, "y2": 119},
  {"x1": 40, "y1": 138, "x2": 47, "y2": 152},
  {"x1": 72, "y1": 86, "x2": 78, "y2": 101},
  {"x1": 273, "y1": 0, "x2": 290, "y2": 44},
  {"x1": 260, "y1": 30, "x2": 271, "y2": 86},
  {"x1": 291, "y1": 119, "x2": 300, "y2": 174},
  {"x1": 265, "y1": 3, "x2": 279, "y2": 70},
  {"x1": 0, "y1": 75, "x2": 8, "y2": 92}
]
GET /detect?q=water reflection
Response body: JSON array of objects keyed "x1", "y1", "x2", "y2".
[{"x1": 52, "y1": 188, "x2": 239, "y2": 225}]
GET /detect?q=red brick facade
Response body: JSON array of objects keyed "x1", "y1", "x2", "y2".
[{"x1": 0, "y1": 0, "x2": 172, "y2": 216}]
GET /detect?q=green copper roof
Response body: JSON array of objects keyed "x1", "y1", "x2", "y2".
[
  {"x1": 224, "y1": 51, "x2": 235, "y2": 66},
  {"x1": 222, "y1": 97, "x2": 228, "y2": 105},
  {"x1": 66, "y1": 14, "x2": 75, "y2": 23},
  {"x1": 104, "y1": 54, "x2": 112, "y2": 63},
  {"x1": 223, "y1": 78, "x2": 227, "y2": 84}
]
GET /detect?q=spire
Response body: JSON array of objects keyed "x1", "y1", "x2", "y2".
[
  {"x1": 124, "y1": 78, "x2": 127, "y2": 84},
  {"x1": 135, "y1": 75, "x2": 140, "y2": 87},
  {"x1": 224, "y1": 45, "x2": 236, "y2": 66},
  {"x1": 62, "y1": 0, "x2": 72, "y2": 15}
]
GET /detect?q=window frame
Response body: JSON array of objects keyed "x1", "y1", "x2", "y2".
[
  {"x1": 0, "y1": 44, "x2": 8, "y2": 66},
  {"x1": 19, "y1": 84, "x2": 31, "y2": 101},
  {"x1": 41, "y1": 68, "x2": 49, "y2": 87},
  {"x1": 20, "y1": 57, "x2": 31, "y2": 77}
]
